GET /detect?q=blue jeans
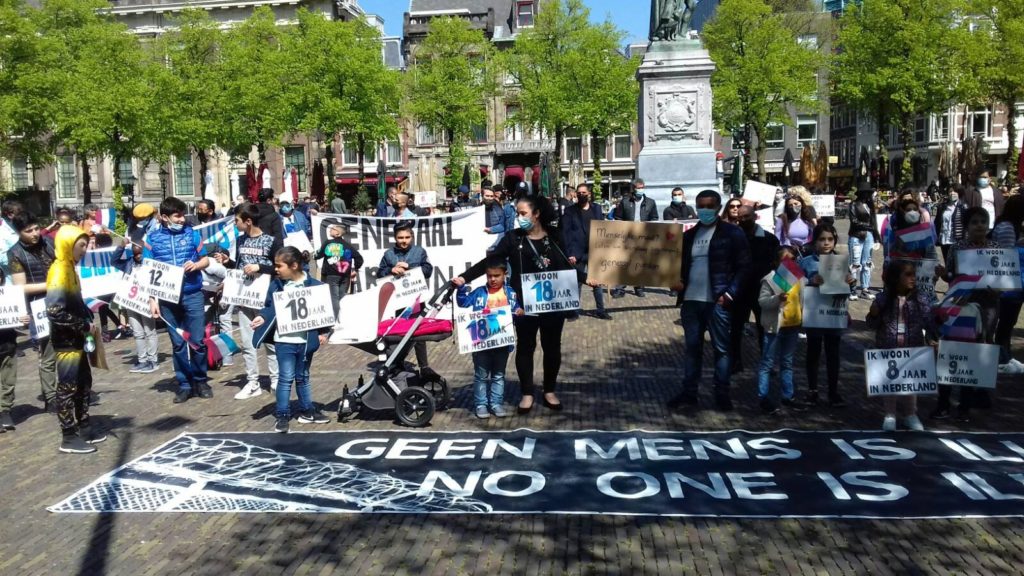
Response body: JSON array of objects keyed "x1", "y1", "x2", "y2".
[
  {"x1": 681, "y1": 301, "x2": 732, "y2": 398},
  {"x1": 757, "y1": 329, "x2": 799, "y2": 401},
  {"x1": 160, "y1": 290, "x2": 208, "y2": 392},
  {"x1": 472, "y1": 348, "x2": 510, "y2": 409},
  {"x1": 848, "y1": 232, "x2": 874, "y2": 291},
  {"x1": 275, "y1": 341, "x2": 314, "y2": 419}
]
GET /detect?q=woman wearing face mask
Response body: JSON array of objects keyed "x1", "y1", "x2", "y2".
[
  {"x1": 453, "y1": 197, "x2": 573, "y2": 414},
  {"x1": 961, "y1": 170, "x2": 1005, "y2": 228},
  {"x1": 933, "y1": 185, "x2": 967, "y2": 265},
  {"x1": 775, "y1": 195, "x2": 814, "y2": 252},
  {"x1": 884, "y1": 197, "x2": 939, "y2": 304}
]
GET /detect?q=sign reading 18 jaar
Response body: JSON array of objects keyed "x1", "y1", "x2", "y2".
[
  {"x1": 521, "y1": 270, "x2": 580, "y2": 315},
  {"x1": 273, "y1": 284, "x2": 335, "y2": 334}
]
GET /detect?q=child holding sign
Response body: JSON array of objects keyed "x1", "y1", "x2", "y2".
[
  {"x1": 250, "y1": 247, "x2": 333, "y2": 433},
  {"x1": 799, "y1": 223, "x2": 856, "y2": 407},
  {"x1": 756, "y1": 247, "x2": 804, "y2": 415},
  {"x1": 456, "y1": 258, "x2": 524, "y2": 418},
  {"x1": 866, "y1": 261, "x2": 937, "y2": 431}
]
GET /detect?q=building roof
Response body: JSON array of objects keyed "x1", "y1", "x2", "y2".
[{"x1": 409, "y1": 0, "x2": 510, "y2": 16}]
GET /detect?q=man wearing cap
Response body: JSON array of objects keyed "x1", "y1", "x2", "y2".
[
  {"x1": 131, "y1": 203, "x2": 160, "y2": 236},
  {"x1": 612, "y1": 178, "x2": 659, "y2": 298}
]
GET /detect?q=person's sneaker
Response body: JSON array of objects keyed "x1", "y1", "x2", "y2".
[
  {"x1": 128, "y1": 362, "x2": 147, "y2": 373},
  {"x1": 113, "y1": 328, "x2": 129, "y2": 340},
  {"x1": 759, "y1": 398, "x2": 780, "y2": 416},
  {"x1": 802, "y1": 392, "x2": 820, "y2": 406},
  {"x1": 930, "y1": 407, "x2": 951, "y2": 420},
  {"x1": 173, "y1": 389, "x2": 191, "y2": 404},
  {"x1": 998, "y1": 363, "x2": 1021, "y2": 374},
  {"x1": 956, "y1": 407, "x2": 971, "y2": 423},
  {"x1": 903, "y1": 415, "x2": 925, "y2": 431},
  {"x1": 81, "y1": 425, "x2": 107, "y2": 444},
  {"x1": 595, "y1": 311, "x2": 613, "y2": 320},
  {"x1": 234, "y1": 382, "x2": 263, "y2": 400},
  {"x1": 781, "y1": 398, "x2": 808, "y2": 412},
  {"x1": 298, "y1": 409, "x2": 330, "y2": 424},
  {"x1": 475, "y1": 405, "x2": 490, "y2": 419},
  {"x1": 139, "y1": 362, "x2": 158, "y2": 374},
  {"x1": 44, "y1": 399, "x2": 58, "y2": 414},
  {"x1": 860, "y1": 290, "x2": 876, "y2": 301},
  {"x1": 848, "y1": 291, "x2": 859, "y2": 301},
  {"x1": 797, "y1": 332, "x2": 807, "y2": 340},
  {"x1": 667, "y1": 393, "x2": 699, "y2": 410},
  {"x1": 610, "y1": 289, "x2": 625, "y2": 299},
  {"x1": 274, "y1": 416, "x2": 290, "y2": 433},
  {"x1": 60, "y1": 434, "x2": 96, "y2": 454},
  {"x1": 567, "y1": 314, "x2": 579, "y2": 322},
  {"x1": 197, "y1": 383, "x2": 214, "y2": 399},
  {"x1": 491, "y1": 405, "x2": 508, "y2": 418},
  {"x1": 222, "y1": 355, "x2": 234, "y2": 366},
  {"x1": 1010, "y1": 358, "x2": 1024, "y2": 371},
  {"x1": 882, "y1": 415, "x2": 897, "y2": 431},
  {"x1": 634, "y1": 288, "x2": 646, "y2": 298},
  {"x1": 0, "y1": 411, "x2": 14, "y2": 430},
  {"x1": 828, "y1": 395, "x2": 848, "y2": 409}
]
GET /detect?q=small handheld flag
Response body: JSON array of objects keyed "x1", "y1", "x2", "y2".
[
  {"x1": 770, "y1": 259, "x2": 805, "y2": 294},
  {"x1": 95, "y1": 208, "x2": 117, "y2": 229},
  {"x1": 84, "y1": 298, "x2": 108, "y2": 313},
  {"x1": 894, "y1": 223, "x2": 934, "y2": 254}
]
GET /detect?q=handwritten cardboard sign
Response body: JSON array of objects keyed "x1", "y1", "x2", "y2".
[{"x1": 587, "y1": 221, "x2": 683, "y2": 288}]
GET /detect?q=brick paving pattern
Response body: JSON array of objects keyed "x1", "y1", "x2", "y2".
[{"x1": 3, "y1": 243, "x2": 1024, "y2": 575}]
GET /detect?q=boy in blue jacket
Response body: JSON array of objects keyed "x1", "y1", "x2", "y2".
[{"x1": 456, "y1": 258, "x2": 523, "y2": 418}]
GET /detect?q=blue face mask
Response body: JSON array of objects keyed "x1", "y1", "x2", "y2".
[
  {"x1": 517, "y1": 216, "x2": 534, "y2": 231},
  {"x1": 281, "y1": 207, "x2": 293, "y2": 216},
  {"x1": 697, "y1": 208, "x2": 718, "y2": 225},
  {"x1": 168, "y1": 222, "x2": 184, "y2": 232},
  {"x1": 672, "y1": 196, "x2": 684, "y2": 205},
  {"x1": 978, "y1": 178, "x2": 990, "y2": 188},
  {"x1": 635, "y1": 190, "x2": 645, "y2": 198}
]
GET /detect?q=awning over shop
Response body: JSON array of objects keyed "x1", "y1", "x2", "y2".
[{"x1": 335, "y1": 175, "x2": 407, "y2": 186}]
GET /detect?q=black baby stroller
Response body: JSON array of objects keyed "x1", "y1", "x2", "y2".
[{"x1": 338, "y1": 282, "x2": 457, "y2": 427}]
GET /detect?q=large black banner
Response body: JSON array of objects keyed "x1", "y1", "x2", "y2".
[{"x1": 50, "y1": 429, "x2": 1024, "y2": 518}]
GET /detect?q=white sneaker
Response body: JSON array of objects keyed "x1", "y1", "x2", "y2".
[
  {"x1": 882, "y1": 415, "x2": 897, "y2": 431},
  {"x1": 998, "y1": 363, "x2": 1023, "y2": 374},
  {"x1": 1011, "y1": 359, "x2": 1024, "y2": 371},
  {"x1": 902, "y1": 415, "x2": 925, "y2": 431},
  {"x1": 234, "y1": 382, "x2": 263, "y2": 400},
  {"x1": 848, "y1": 292, "x2": 859, "y2": 301},
  {"x1": 271, "y1": 380, "x2": 278, "y2": 391}
]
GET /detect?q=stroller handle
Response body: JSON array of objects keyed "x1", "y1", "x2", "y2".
[{"x1": 428, "y1": 281, "x2": 457, "y2": 309}]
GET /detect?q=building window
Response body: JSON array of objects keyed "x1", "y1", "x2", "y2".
[
  {"x1": 174, "y1": 157, "x2": 194, "y2": 197},
  {"x1": 970, "y1": 108, "x2": 992, "y2": 138},
  {"x1": 798, "y1": 34, "x2": 818, "y2": 49},
  {"x1": 57, "y1": 155, "x2": 76, "y2": 199},
  {"x1": 11, "y1": 156, "x2": 30, "y2": 190},
  {"x1": 505, "y1": 106, "x2": 523, "y2": 141},
  {"x1": 117, "y1": 157, "x2": 134, "y2": 187},
  {"x1": 416, "y1": 124, "x2": 440, "y2": 146},
  {"x1": 285, "y1": 146, "x2": 306, "y2": 192},
  {"x1": 932, "y1": 113, "x2": 950, "y2": 141},
  {"x1": 914, "y1": 117, "x2": 928, "y2": 143},
  {"x1": 471, "y1": 123, "x2": 488, "y2": 144},
  {"x1": 613, "y1": 134, "x2": 631, "y2": 160},
  {"x1": 765, "y1": 123, "x2": 784, "y2": 149},
  {"x1": 565, "y1": 136, "x2": 582, "y2": 162},
  {"x1": 343, "y1": 138, "x2": 376, "y2": 166},
  {"x1": 797, "y1": 116, "x2": 817, "y2": 147},
  {"x1": 517, "y1": 1, "x2": 535, "y2": 28},
  {"x1": 343, "y1": 138, "x2": 358, "y2": 165},
  {"x1": 386, "y1": 139, "x2": 402, "y2": 165}
]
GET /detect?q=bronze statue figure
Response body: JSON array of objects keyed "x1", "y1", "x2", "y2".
[{"x1": 649, "y1": 0, "x2": 695, "y2": 42}]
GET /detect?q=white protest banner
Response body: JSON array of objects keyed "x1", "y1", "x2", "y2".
[
  {"x1": 194, "y1": 216, "x2": 238, "y2": 258},
  {"x1": 138, "y1": 260, "x2": 185, "y2": 303},
  {"x1": 222, "y1": 270, "x2": 271, "y2": 309},
  {"x1": 29, "y1": 297, "x2": 48, "y2": 340},
  {"x1": 521, "y1": 270, "x2": 580, "y2": 314},
  {"x1": 817, "y1": 254, "x2": 850, "y2": 295},
  {"x1": 811, "y1": 195, "x2": 836, "y2": 218},
  {"x1": 456, "y1": 305, "x2": 515, "y2": 354},
  {"x1": 311, "y1": 208, "x2": 489, "y2": 297},
  {"x1": 936, "y1": 340, "x2": 999, "y2": 389},
  {"x1": 895, "y1": 258, "x2": 937, "y2": 290},
  {"x1": 78, "y1": 247, "x2": 123, "y2": 298},
  {"x1": 414, "y1": 191, "x2": 438, "y2": 208},
  {"x1": 113, "y1": 271, "x2": 153, "y2": 316},
  {"x1": 741, "y1": 180, "x2": 779, "y2": 208},
  {"x1": 755, "y1": 208, "x2": 775, "y2": 234},
  {"x1": 956, "y1": 248, "x2": 1022, "y2": 291},
  {"x1": 801, "y1": 286, "x2": 848, "y2": 329},
  {"x1": 377, "y1": 267, "x2": 429, "y2": 318},
  {"x1": 864, "y1": 347, "x2": 937, "y2": 396},
  {"x1": 284, "y1": 232, "x2": 314, "y2": 254},
  {"x1": 0, "y1": 285, "x2": 27, "y2": 329},
  {"x1": 273, "y1": 283, "x2": 335, "y2": 334}
]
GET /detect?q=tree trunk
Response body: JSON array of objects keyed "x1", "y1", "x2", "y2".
[
  {"x1": 752, "y1": 125, "x2": 767, "y2": 183},
  {"x1": 112, "y1": 153, "x2": 122, "y2": 191},
  {"x1": 899, "y1": 115, "x2": 914, "y2": 188},
  {"x1": 1006, "y1": 101, "x2": 1019, "y2": 186},
  {"x1": 325, "y1": 140, "x2": 337, "y2": 195},
  {"x1": 554, "y1": 126, "x2": 564, "y2": 196},
  {"x1": 257, "y1": 142, "x2": 267, "y2": 163},
  {"x1": 357, "y1": 133, "x2": 365, "y2": 186},
  {"x1": 80, "y1": 156, "x2": 92, "y2": 205},
  {"x1": 197, "y1": 148, "x2": 209, "y2": 200},
  {"x1": 590, "y1": 130, "x2": 603, "y2": 201}
]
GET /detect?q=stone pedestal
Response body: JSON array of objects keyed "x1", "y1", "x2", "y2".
[{"x1": 636, "y1": 40, "x2": 720, "y2": 214}]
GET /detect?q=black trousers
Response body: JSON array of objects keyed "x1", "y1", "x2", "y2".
[
  {"x1": 806, "y1": 329, "x2": 840, "y2": 398},
  {"x1": 514, "y1": 314, "x2": 565, "y2": 395},
  {"x1": 729, "y1": 296, "x2": 763, "y2": 369}
]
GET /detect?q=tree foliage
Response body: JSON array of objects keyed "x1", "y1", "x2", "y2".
[{"x1": 704, "y1": 0, "x2": 823, "y2": 179}]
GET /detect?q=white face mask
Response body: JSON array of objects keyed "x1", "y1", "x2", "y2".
[{"x1": 904, "y1": 210, "x2": 921, "y2": 224}]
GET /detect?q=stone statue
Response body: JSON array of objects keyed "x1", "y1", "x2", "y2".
[{"x1": 649, "y1": 0, "x2": 695, "y2": 42}]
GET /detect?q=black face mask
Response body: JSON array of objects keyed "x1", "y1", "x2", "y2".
[
  {"x1": 577, "y1": 195, "x2": 590, "y2": 205},
  {"x1": 786, "y1": 206, "x2": 800, "y2": 218}
]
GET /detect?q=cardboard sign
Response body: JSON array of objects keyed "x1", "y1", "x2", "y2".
[
  {"x1": 811, "y1": 195, "x2": 836, "y2": 218},
  {"x1": 29, "y1": 297, "x2": 48, "y2": 340},
  {"x1": 456, "y1": 305, "x2": 515, "y2": 354},
  {"x1": 742, "y1": 180, "x2": 779, "y2": 208},
  {"x1": 587, "y1": 220, "x2": 683, "y2": 288},
  {"x1": 0, "y1": 285, "x2": 27, "y2": 329},
  {"x1": 895, "y1": 258, "x2": 938, "y2": 290},
  {"x1": 377, "y1": 267, "x2": 429, "y2": 318},
  {"x1": 521, "y1": 270, "x2": 580, "y2": 314},
  {"x1": 138, "y1": 260, "x2": 185, "y2": 303},
  {"x1": 956, "y1": 248, "x2": 1022, "y2": 291},
  {"x1": 864, "y1": 347, "x2": 937, "y2": 396},
  {"x1": 273, "y1": 283, "x2": 335, "y2": 334},
  {"x1": 88, "y1": 324, "x2": 108, "y2": 370},
  {"x1": 222, "y1": 270, "x2": 271, "y2": 310},
  {"x1": 817, "y1": 254, "x2": 850, "y2": 295},
  {"x1": 936, "y1": 340, "x2": 999, "y2": 389},
  {"x1": 801, "y1": 286, "x2": 848, "y2": 329},
  {"x1": 414, "y1": 191, "x2": 438, "y2": 208},
  {"x1": 284, "y1": 232, "x2": 315, "y2": 254},
  {"x1": 113, "y1": 271, "x2": 153, "y2": 317}
]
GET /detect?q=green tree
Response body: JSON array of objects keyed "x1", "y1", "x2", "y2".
[
  {"x1": 704, "y1": 0, "x2": 823, "y2": 180},
  {"x1": 833, "y1": 0, "x2": 970, "y2": 186},
  {"x1": 405, "y1": 17, "x2": 498, "y2": 194}
]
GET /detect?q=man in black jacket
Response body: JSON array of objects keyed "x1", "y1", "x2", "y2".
[
  {"x1": 730, "y1": 205, "x2": 778, "y2": 373},
  {"x1": 612, "y1": 179, "x2": 659, "y2": 297},
  {"x1": 256, "y1": 188, "x2": 285, "y2": 242},
  {"x1": 663, "y1": 187, "x2": 697, "y2": 221},
  {"x1": 561, "y1": 184, "x2": 611, "y2": 320}
]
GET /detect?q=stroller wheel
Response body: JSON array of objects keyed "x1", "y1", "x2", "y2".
[
  {"x1": 421, "y1": 376, "x2": 450, "y2": 411},
  {"x1": 395, "y1": 386, "x2": 435, "y2": 428}
]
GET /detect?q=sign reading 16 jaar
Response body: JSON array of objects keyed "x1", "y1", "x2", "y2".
[
  {"x1": 521, "y1": 270, "x2": 580, "y2": 315},
  {"x1": 273, "y1": 284, "x2": 335, "y2": 335}
]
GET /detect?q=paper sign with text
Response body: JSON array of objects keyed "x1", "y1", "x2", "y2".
[
  {"x1": 376, "y1": 267, "x2": 429, "y2": 318},
  {"x1": 817, "y1": 254, "x2": 851, "y2": 295},
  {"x1": 0, "y1": 285, "x2": 26, "y2": 329},
  {"x1": 936, "y1": 340, "x2": 998, "y2": 389},
  {"x1": 456, "y1": 305, "x2": 516, "y2": 354},
  {"x1": 801, "y1": 286, "x2": 848, "y2": 329},
  {"x1": 222, "y1": 270, "x2": 271, "y2": 310},
  {"x1": 895, "y1": 258, "x2": 938, "y2": 290},
  {"x1": 741, "y1": 180, "x2": 779, "y2": 208},
  {"x1": 587, "y1": 220, "x2": 683, "y2": 288},
  {"x1": 755, "y1": 208, "x2": 775, "y2": 234},
  {"x1": 521, "y1": 270, "x2": 580, "y2": 314},
  {"x1": 955, "y1": 248, "x2": 1022, "y2": 291},
  {"x1": 138, "y1": 260, "x2": 185, "y2": 303},
  {"x1": 273, "y1": 284, "x2": 335, "y2": 334},
  {"x1": 865, "y1": 347, "x2": 937, "y2": 396},
  {"x1": 29, "y1": 297, "x2": 48, "y2": 340},
  {"x1": 113, "y1": 271, "x2": 153, "y2": 316},
  {"x1": 811, "y1": 195, "x2": 836, "y2": 218}
]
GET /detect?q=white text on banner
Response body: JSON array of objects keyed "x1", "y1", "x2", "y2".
[
  {"x1": 273, "y1": 284, "x2": 335, "y2": 334},
  {"x1": 865, "y1": 347, "x2": 937, "y2": 396},
  {"x1": 138, "y1": 260, "x2": 185, "y2": 303},
  {"x1": 456, "y1": 305, "x2": 515, "y2": 354},
  {"x1": 521, "y1": 270, "x2": 580, "y2": 314}
]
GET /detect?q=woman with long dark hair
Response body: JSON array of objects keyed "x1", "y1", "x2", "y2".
[
  {"x1": 775, "y1": 195, "x2": 815, "y2": 251},
  {"x1": 847, "y1": 181, "x2": 880, "y2": 300},
  {"x1": 453, "y1": 196, "x2": 573, "y2": 413}
]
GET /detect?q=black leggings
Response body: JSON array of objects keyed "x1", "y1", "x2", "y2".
[
  {"x1": 514, "y1": 314, "x2": 565, "y2": 395},
  {"x1": 806, "y1": 330, "x2": 840, "y2": 398}
]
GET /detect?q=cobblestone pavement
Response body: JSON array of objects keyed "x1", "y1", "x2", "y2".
[{"x1": 3, "y1": 248, "x2": 1024, "y2": 575}]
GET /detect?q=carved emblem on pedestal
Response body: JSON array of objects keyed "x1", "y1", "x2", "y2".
[{"x1": 657, "y1": 92, "x2": 696, "y2": 133}]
